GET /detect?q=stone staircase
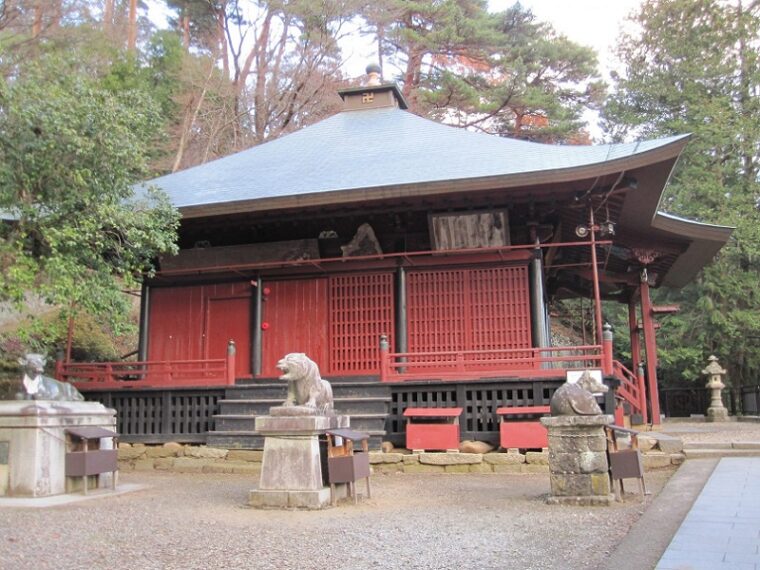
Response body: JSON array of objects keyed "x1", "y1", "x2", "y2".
[
  {"x1": 206, "y1": 377, "x2": 390, "y2": 449},
  {"x1": 682, "y1": 441, "x2": 760, "y2": 459}
]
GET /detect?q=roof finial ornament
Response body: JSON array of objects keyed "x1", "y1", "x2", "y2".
[{"x1": 365, "y1": 63, "x2": 382, "y2": 87}]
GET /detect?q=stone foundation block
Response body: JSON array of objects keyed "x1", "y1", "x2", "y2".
[
  {"x1": 525, "y1": 451, "x2": 548, "y2": 465},
  {"x1": 579, "y1": 451, "x2": 608, "y2": 474},
  {"x1": 469, "y1": 463, "x2": 494, "y2": 474},
  {"x1": 419, "y1": 452, "x2": 481, "y2": 465},
  {"x1": 548, "y1": 452, "x2": 579, "y2": 473},
  {"x1": 153, "y1": 458, "x2": 175, "y2": 471},
  {"x1": 372, "y1": 463, "x2": 404, "y2": 475},
  {"x1": 520, "y1": 464, "x2": 549, "y2": 474},
  {"x1": 230, "y1": 463, "x2": 262, "y2": 475},
  {"x1": 550, "y1": 473, "x2": 592, "y2": 496},
  {"x1": 590, "y1": 473, "x2": 611, "y2": 496},
  {"x1": 643, "y1": 452, "x2": 672, "y2": 470},
  {"x1": 183, "y1": 446, "x2": 228, "y2": 459},
  {"x1": 492, "y1": 464, "x2": 523, "y2": 474},
  {"x1": 637, "y1": 436, "x2": 657, "y2": 452},
  {"x1": 652, "y1": 434, "x2": 683, "y2": 454},
  {"x1": 403, "y1": 463, "x2": 445, "y2": 474},
  {"x1": 369, "y1": 452, "x2": 404, "y2": 464},
  {"x1": 133, "y1": 459, "x2": 156, "y2": 472},
  {"x1": 549, "y1": 434, "x2": 589, "y2": 454},
  {"x1": 173, "y1": 457, "x2": 212, "y2": 473},
  {"x1": 546, "y1": 494, "x2": 614, "y2": 506},
  {"x1": 402, "y1": 454, "x2": 421, "y2": 464},
  {"x1": 587, "y1": 435, "x2": 608, "y2": 452},
  {"x1": 670, "y1": 453, "x2": 686, "y2": 466},
  {"x1": 146, "y1": 446, "x2": 177, "y2": 458},
  {"x1": 483, "y1": 452, "x2": 525, "y2": 465},
  {"x1": 227, "y1": 450, "x2": 263, "y2": 462},
  {"x1": 118, "y1": 447, "x2": 146, "y2": 460},
  {"x1": 445, "y1": 464, "x2": 471, "y2": 474},
  {"x1": 249, "y1": 487, "x2": 332, "y2": 510}
]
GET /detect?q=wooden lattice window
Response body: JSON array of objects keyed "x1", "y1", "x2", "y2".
[
  {"x1": 407, "y1": 266, "x2": 531, "y2": 368},
  {"x1": 328, "y1": 273, "x2": 394, "y2": 374}
]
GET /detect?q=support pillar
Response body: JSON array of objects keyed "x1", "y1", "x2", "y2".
[
  {"x1": 252, "y1": 277, "x2": 263, "y2": 377},
  {"x1": 396, "y1": 266, "x2": 407, "y2": 354},
  {"x1": 588, "y1": 207, "x2": 604, "y2": 345},
  {"x1": 640, "y1": 274, "x2": 661, "y2": 424},
  {"x1": 628, "y1": 292, "x2": 647, "y2": 424},
  {"x1": 137, "y1": 283, "x2": 150, "y2": 362},
  {"x1": 530, "y1": 245, "x2": 550, "y2": 354}
]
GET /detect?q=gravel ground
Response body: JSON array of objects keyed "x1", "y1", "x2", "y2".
[
  {"x1": 0, "y1": 470, "x2": 672, "y2": 570},
  {"x1": 660, "y1": 420, "x2": 760, "y2": 443}
]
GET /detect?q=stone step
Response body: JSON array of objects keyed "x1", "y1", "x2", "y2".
[
  {"x1": 206, "y1": 429, "x2": 385, "y2": 450},
  {"x1": 219, "y1": 397, "x2": 390, "y2": 416},
  {"x1": 214, "y1": 413, "x2": 388, "y2": 433},
  {"x1": 682, "y1": 441, "x2": 760, "y2": 450},
  {"x1": 683, "y1": 448, "x2": 760, "y2": 459},
  {"x1": 224, "y1": 382, "x2": 390, "y2": 400}
]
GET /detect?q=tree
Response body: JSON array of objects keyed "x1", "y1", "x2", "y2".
[
  {"x1": 0, "y1": 52, "x2": 179, "y2": 331},
  {"x1": 603, "y1": 0, "x2": 760, "y2": 389},
  {"x1": 366, "y1": 1, "x2": 603, "y2": 142}
]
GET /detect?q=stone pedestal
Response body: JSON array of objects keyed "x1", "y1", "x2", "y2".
[
  {"x1": 0, "y1": 400, "x2": 116, "y2": 497},
  {"x1": 541, "y1": 415, "x2": 614, "y2": 506},
  {"x1": 249, "y1": 413, "x2": 348, "y2": 509}
]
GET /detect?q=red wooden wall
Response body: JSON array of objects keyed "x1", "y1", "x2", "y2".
[
  {"x1": 148, "y1": 282, "x2": 251, "y2": 377},
  {"x1": 147, "y1": 265, "x2": 531, "y2": 380},
  {"x1": 260, "y1": 279, "x2": 329, "y2": 377},
  {"x1": 406, "y1": 266, "x2": 531, "y2": 368}
]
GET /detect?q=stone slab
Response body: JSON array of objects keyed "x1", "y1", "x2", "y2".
[
  {"x1": 546, "y1": 494, "x2": 614, "y2": 506},
  {"x1": 419, "y1": 452, "x2": 481, "y2": 465},
  {"x1": 249, "y1": 486, "x2": 333, "y2": 509},
  {"x1": 0, "y1": 483, "x2": 144, "y2": 508},
  {"x1": 483, "y1": 452, "x2": 525, "y2": 465},
  {"x1": 255, "y1": 414, "x2": 348, "y2": 435},
  {"x1": 541, "y1": 415, "x2": 613, "y2": 428}
]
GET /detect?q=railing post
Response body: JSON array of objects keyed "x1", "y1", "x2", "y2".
[
  {"x1": 106, "y1": 363, "x2": 114, "y2": 384},
  {"x1": 55, "y1": 357, "x2": 64, "y2": 382},
  {"x1": 226, "y1": 339, "x2": 236, "y2": 385},
  {"x1": 456, "y1": 352, "x2": 465, "y2": 374},
  {"x1": 379, "y1": 334, "x2": 389, "y2": 382},
  {"x1": 602, "y1": 323, "x2": 613, "y2": 376}
]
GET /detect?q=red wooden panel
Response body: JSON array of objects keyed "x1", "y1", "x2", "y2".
[
  {"x1": 148, "y1": 285, "x2": 205, "y2": 362},
  {"x1": 407, "y1": 270, "x2": 467, "y2": 366},
  {"x1": 406, "y1": 266, "x2": 532, "y2": 372},
  {"x1": 499, "y1": 421, "x2": 548, "y2": 449},
  {"x1": 206, "y1": 295, "x2": 251, "y2": 377},
  {"x1": 328, "y1": 273, "x2": 394, "y2": 375},
  {"x1": 406, "y1": 424, "x2": 460, "y2": 451},
  {"x1": 496, "y1": 406, "x2": 551, "y2": 415},
  {"x1": 261, "y1": 279, "x2": 329, "y2": 377}
]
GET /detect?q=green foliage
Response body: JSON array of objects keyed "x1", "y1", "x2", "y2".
[
  {"x1": 0, "y1": 50, "x2": 179, "y2": 333},
  {"x1": 370, "y1": 1, "x2": 603, "y2": 142},
  {"x1": 604, "y1": 0, "x2": 760, "y2": 387}
]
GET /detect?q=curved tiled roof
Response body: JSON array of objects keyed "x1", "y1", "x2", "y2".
[{"x1": 140, "y1": 106, "x2": 690, "y2": 212}]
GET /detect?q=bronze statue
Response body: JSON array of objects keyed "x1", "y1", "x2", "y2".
[
  {"x1": 17, "y1": 353, "x2": 84, "y2": 402},
  {"x1": 550, "y1": 370, "x2": 608, "y2": 416}
]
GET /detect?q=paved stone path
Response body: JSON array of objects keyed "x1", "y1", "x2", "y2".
[{"x1": 656, "y1": 458, "x2": 760, "y2": 570}]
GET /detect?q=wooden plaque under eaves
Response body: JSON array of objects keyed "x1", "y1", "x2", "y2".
[{"x1": 429, "y1": 209, "x2": 510, "y2": 251}]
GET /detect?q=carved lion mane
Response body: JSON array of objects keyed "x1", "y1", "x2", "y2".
[{"x1": 276, "y1": 353, "x2": 334, "y2": 414}]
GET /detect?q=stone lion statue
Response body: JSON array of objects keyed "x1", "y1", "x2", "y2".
[
  {"x1": 275, "y1": 353, "x2": 333, "y2": 415},
  {"x1": 550, "y1": 370, "x2": 608, "y2": 416},
  {"x1": 17, "y1": 353, "x2": 84, "y2": 402}
]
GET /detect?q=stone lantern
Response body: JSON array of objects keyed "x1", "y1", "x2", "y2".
[{"x1": 702, "y1": 355, "x2": 728, "y2": 422}]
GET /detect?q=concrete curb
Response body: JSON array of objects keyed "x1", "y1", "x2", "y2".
[{"x1": 597, "y1": 458, "x2": 719, "y2": 570}]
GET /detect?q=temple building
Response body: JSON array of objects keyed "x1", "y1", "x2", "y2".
[{"x1": 59, "y1": 71, "x2": 732, "y2": 447}]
